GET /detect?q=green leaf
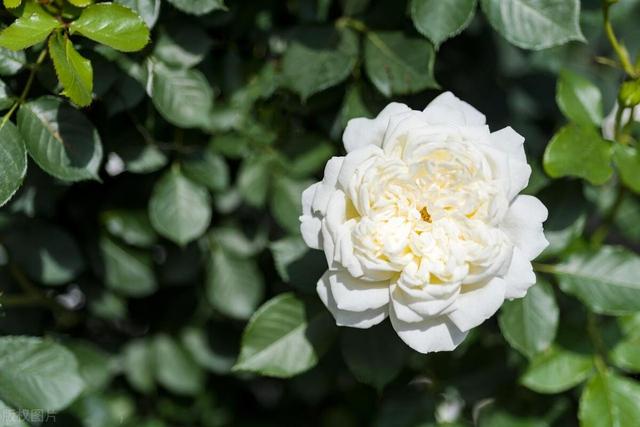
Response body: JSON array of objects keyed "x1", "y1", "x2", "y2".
[
  {"x1": 70, "y1": 3, "x2": 150, "y2": 52},
  {"x1": 282, "y1": 27, "x2": 358, "y2": 100},
  {"x1": 611, "y1": 335, "x2": 640, "y2": 372},
  {"x1": 270, "y1": 175, "x2": 309, "y2": 234},
  {"x1": 237, "y1": 156, "x2": 271, "y2": 208},
  {"x1": 153, "y1": 20, "x2": 212, "y2": 69},
  {"x1": 619, "y1": 79, "x2": 640, "y2": 108},
  {"x1": 180, "y1": 327, "x2": 235, "y2": 375},
  {"x1": 206, "y1": 247, "x2": 264, "y2": 320},
  {"x1": 364, "y1": 31, "x2": 438, "y2": 97},
  {"x1": 612, "y1": 144, "x2": 640, "y2": 194},
  {"x1": 0, "y1": 399, "x2": 27, "y2": 427},
  {"x1": 3, "y1": 0, "x2": 22, "y2": 8},
  {"x1": 48, "y1": 32, "x2": 94, "y2": 107},
  {"x1": 233, "y1": 293, "x2": 337, "y2": 378},
  {"x1": 555, "y1": 246, "x2": 640, "y2": 315},
  {"x1": 17, "y1": 96, "x2": 103, "y2": 182},
  {"x1": 181, "y1": 145, "x2": 229, "y2": 192},
  {"x1": 556, "y1": 70, "x2": 603, "y2": 127},
  {"x1": 153, "y1": 334, "x2": 205, "y2": 396},
  {"x1": 165, "y1": 0, "x2": 226, "y2": 16},
  {"x1": 521, "y1": 345, "x2": 593, "y2": 394},
  {"x1": 149, "y1": 167, "x2": 212, "y2": 246},
  {"x1": 479, "y1": 410, "x2": 547, "y2": 427},
  {"x1": 114, "y1": 142, "x2": 167, "y2": 174},
  {"x1": 5, "y1": 223, "x2": 85, "y2": 286},
  {"x1": 100, "y1": 235, "x2": 157, "y2": 297},
  {"x1": 122, "y1": 339, "x2": 155, "y2": 393},
  {"x1": 0, "y1": 47, "x2": 26, "y2": 75},
  {"x1": 102, "y1": 209, "x2": 157, "y2": 247},
  {"x1": 149, "y1": 62, "x2": 213, "y2": 129},
  {"x1": 115, "y1": 0, "x2": 160, "y2": 29},
  {"x1": 341, "y1": 323, "x2": 407, "y2": 390},
  {"x1": 498, "y1": 279, "x2": 558, "y2": 359},
  {"x1": 543, "y1": 124, "x2": 612, "y2": 185},
  {"x1": 66, "y1": 341, "x2": 114, "y2": 394},
  {"x1": 0, "y1": 336, "x2": 84, "y2": 412},
  {"x1": 480, "y1": 0, "x2": 585, "y2": 50},
  {"x1": 579, "y1": 368, "x2": 640, "y2": 427},
  {"x1": 410, "y1": 0, "x2": 476, "y2": 48},
  {"x1": 270, "y1": 236, "x2": 326, "y2": 293},
  {"x1": 0, "y1": 122, "x2": 27, "y2": 207},
  {"x1": 0, "y1": 2, "x2": 61, "y2": 51},
  {"x1": 209, "y1": 226, "x2": 268, "y2": 258}
]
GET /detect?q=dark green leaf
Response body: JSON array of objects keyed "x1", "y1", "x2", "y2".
[
  {"x1": 115, "y1": 0, "x2": 161, "y2": 28},
  {"x1": 165, "y1": 0, "x2": 226, "y2": 16},
  {"x1": 66, "y1": 341, "x2": 114, "y2": 394},
  {"x1": 480, "y1": 0, "x2": 585, "y2": 50},
  {"x1": 48, "y1": 31, "x2": 94, "y2": 107},
  {"x1": 556, "y1": 70, "x2": 602, "y2": 126},
  {"x1": 100, "y1": 235, "x2": 157, "y2": 297},
  {"x1": 70, "y1": 3, "x2": 150, "y2": 52},
  {"x1": 181, "y1": 145, "x2": 229, "y2": 192},
  {"x1": 271, "y1": 175, "x2": 309, "y2": 234},
  {"x1": 0, "y1": 47, "x2": 25, "y2": 75},
  {"x1": 153, "y1": 20, "x2": 212, "y2": 69},
  {"x1": 122, "y1": 339, "x2": 155, "y2": 393},
  {"x1": 543, "y1": 124, "x2": 612, "y2": 185},
  {"x1": 180, "y1": 327, "x2": 235, "y2": 375},
  {"x1": 102, "y1": 209, "x2": 158, "y2": 247},
  {"x1": 148, "y1": 167, "x2": 212, "y2": 246},
  {"x1": 17, "y1": 96, "x2": 103, "y2": 182},
  {"x1": 0, "y1": 122, "x2": 27, "y2": 207},
  {"x1": 234, "y1": 293, "x2": 338, "y2": 377},
  {"x1": 153, "y1": 334, "x2": 205, "y2": 396},
  {"x1": 237, "y1": 156, "x2": 271, "y2": 208},
  {"x1": 364, "y1": 31, "x2": 438, "y2": 97},
  {"x1": 410, "y1": 0, "x2": 476, "y2": 48}
]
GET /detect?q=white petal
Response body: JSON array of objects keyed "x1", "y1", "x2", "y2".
[
  {"x1": 343, "y1": 102, "x2": 411, "y2": 152},
  {"x1": 447, "y1": 277, "x2": 506, "y2": 332},
  {"x1": 300, "y1": 183, "x2": 322, "y2": 249},
  {"x1": 317, "y1": 271, "x2": 388, "y2": 328},
  {"x1": 311, "y1": 156, "x2": 344, "y2": 214},
  {"x1": 479, "y1": 144, "x2": 531, "y2": 201},
  {"x1": 502, "y1": 247, "x2": 536, "y2": 299},
  {"x1": 502, "y1": 195, "x2": 549, "y2": 260},
  {"x1": 390, "y1": 304, "x2": 468, "y2": 353},
  {"x1": 328, "y1": 269, "x2": 389, "y2": 311},
  {"x1": 423, "y1": 92, "x2": 486, "y2": 126},
  {"x1": 490, "y1": 127, "x2": 526, "y2": 163},
  {"x1": 301, "y1": 182, "x2": 318, "y2": 216},
  {"x1": 337, "y1": 145, "x2": 382, "y2": 190}
]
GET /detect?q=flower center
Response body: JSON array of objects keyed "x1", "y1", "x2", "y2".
[{"x1": 419, "y1": 206, "x2": 431, "y2": 223}]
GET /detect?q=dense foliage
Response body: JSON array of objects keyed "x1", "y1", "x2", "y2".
[{"x1": 1, "y1": 0, "x2": 640, "y2": 426}]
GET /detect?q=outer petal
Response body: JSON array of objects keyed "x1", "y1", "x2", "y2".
[
  {"x1": 317, "y1": 271, "x2": 388, "y2": 328},
  {"x1": 490, "y1": 127, "x2": 526, "y2": 163},
  {"x1": 502, "y1": 247, "x2": 536, "y2": 299},
  {"x1": 300, "y1": 183, "x2": 322, "y2": 249},
  {"x1": 502, "y1": 195, "x2": 549, "y2": 260},
  {"x1": 343, "y1": 102, "x2": 411, "y2": 152},
  {"x1": 390, "y1": 304, "x2": 468, "y2": 353},
  {"x1": 423, "y1": 92, "x2": 486, "y2": 126},
  {"x1": 337, "y1": 145, "x2": 382, "y2": 191},
  {"x1": 312, "y1": 157, "x2": 344, "y2": 214},
  {"x1": 328, "y1": 269, "x2": 390, "y2": 311},
  {"x1": 479, "y1": 144, "x2": 531, "y2": 201},
  {"x1": 447, "y1": 277, "x2": 506, "y2": 332}
]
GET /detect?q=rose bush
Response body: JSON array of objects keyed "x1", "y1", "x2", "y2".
[{"x1": 301, "y1": 92, "x2": 548, "y2": 353}]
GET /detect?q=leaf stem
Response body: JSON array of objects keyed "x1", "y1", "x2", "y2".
[
  {"x1": 532, "y1": 262, "x2": 558, "y2": 274},
  {"x1": 602, "y1": 0, "x2": 637, "y2": 78},
  {"x1": 0, "y1": 47, "x2": 49, "y2": 129}
]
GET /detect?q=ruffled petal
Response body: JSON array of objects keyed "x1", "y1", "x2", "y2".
[
  {"x1": 502, "y1": 247, "x2": 536, "y2": 299},
  {"x1": 311, "y1": 157, "x2": 344, "y2": 214},
  {"x1": 337, "y1": 145, "x2": 383, "y2": 190},
  {"x1": 479, "y1": 144, "x2": 531, "y2": 201},
  {"x1": 343, "y1": 102, "x2": 411, "y2": 152},
  {"x1": 502, "y1": 195, "x2": 549, "y2": 260},
  {"x1": 327, "y1": 269, "x2": 390, "y2": 311},
  {"x1": 300, "y1": 183, "x2": 322, "y2": 249},
  {"x1": 447, "y1": 277, "x2": 506, "y2": 332},
  {"x1": 390, "y1": 304, "x2": 468, "y2": 353},
  {"x1": 490, "y1": 127, "x2": 526, "y2": 163},
  {"x1": 317, "y1": 271, "x2": 388, "y2": 328},
  {"x1": 423, "y1": 92, "x2": 486, "y2": 126}
]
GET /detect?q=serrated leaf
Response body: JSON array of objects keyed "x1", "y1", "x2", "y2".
[
  {"x1": 17, "y1": 96, "x2": 103, "y2": 182},
  {"x1": 48, "y1": 31, "x2": 94, "y2": 107},
  {"x1": 480, "y1": 0, "x2": 585, "y2": 50},
  {"x1": 555, "y1": 246, "x2": 640, "y2": 315},
  {"x1": 498, "y1": 279, "x2": 558, "y2": 359},
  {"x1": 543, "y1": 124, "x2": 612, "y2": 185},
  {"x1": 612, "y1": 144, "x2": 640, "y2": 194},
  {"x1": 100, "y1": 235, "x2": 157, "y2": 297},
  {"x1": 70, "y1": 3, "x2": 150, "y2": 52},
  {"x1": 410, "y1": 0, "x2": 476, "y2": 48},
  {"x1": 341, "y1": 323, "x2": 407, "y2": 390},
  {"x1": 165, "y1": 0, "x2": 226, "y2": 16},
  {"x1": 364, "y1": 31, "x2": 438, "y2": 97},
  {"x1": 206, "y1": 247, "x2": 264, "y2": 320},
  {"x1": 579, "y1": 368, "x2": 640, "y2": 427},
  {"x1": 282, "y1": 27, "x2": 358, "y2": 100},
  {"x1": 148, "y1": 167, "x2": 212, "y2": 246},
  {"x1": 234, "y1": 293, "x2": 337, "y2": 378},
  {"x1": 521, "y1": 345, "x2": 593, "y2": 394},
  {"x1": 149, "y1": 62, "x2": 213, "y2": 129},
  {"x1": 0, "y1": 2, "x2": 61, "y2": 51},
  {"x1": 0, "y1": 122, "x2": 27, "y2": 207},
  {"x1": 556, "y1": 70, "x2": 602, "y2": 127},
  {"x1": 0, "y1": 336, "x2": 84, "y2": 412}
]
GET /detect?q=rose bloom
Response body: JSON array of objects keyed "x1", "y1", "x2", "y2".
[{"x1": 299, "y1": 92, "x2": 548, "y2": 353}]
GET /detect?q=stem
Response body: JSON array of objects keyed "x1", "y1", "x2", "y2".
[
  {"x1": 0, "y1": 48, "x2": 49, "y2": 128},
  {"x1": 532, "y1": 262, "x2": 558, "y2": 274},
  {"x1": 602, "y1": 1, "x2": 637, "y2": 78},
  {"x1": 335, "y1": 17, "x2": 368, "y2": 33},
  {"x1": 613, "y1": 100, "x2": 626, "y2": 142}
]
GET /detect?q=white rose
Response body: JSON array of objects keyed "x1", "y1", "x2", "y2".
[{"x1": 299, "y1": 92, "x2": 548, "y2": 354}]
